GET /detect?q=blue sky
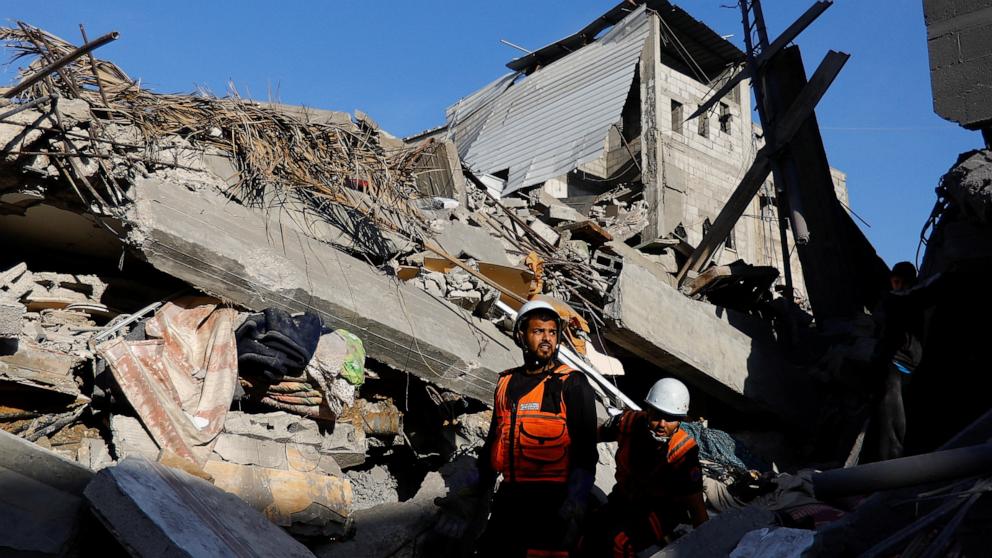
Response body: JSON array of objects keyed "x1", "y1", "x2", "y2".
[{"x1": 5, "y1": 1, "x2": 980, "y2": 266}]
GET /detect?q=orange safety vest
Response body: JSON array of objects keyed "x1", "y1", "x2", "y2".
[
  {"x1": 490, "y1": 364, "x2": 573, "y2": 483},
  {"x1": 614, "y1": 411, "x2": 697, "y2": 495},
  {"x1": 610, "y1": 412, "x2": 699, "y2": 557}
]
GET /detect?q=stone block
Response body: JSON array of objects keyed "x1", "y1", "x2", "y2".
[
  {"x1": 85, "y1": 457, "x2": 316, "y2": 557},
  {"x1": 436, "y1": 221, "x2": 511, "y2": 265},
  {"x1": 529, "y1": 218, "x2": 560, "y2": 246},
  {"x1": 0, "y1": 429, "x2": 94, "y2": 556},
  {"x1": 959, "y1": 23, "x2": 992, "y2": 61},
  {"x1": 0, "y1": 298, "x2": 25, "y2": 337}
]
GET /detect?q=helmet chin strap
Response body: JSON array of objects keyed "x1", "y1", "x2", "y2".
[{"x1": 649, "y1": 430, "x2": 670, "y2": 444}]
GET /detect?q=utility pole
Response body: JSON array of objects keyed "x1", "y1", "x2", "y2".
[{"x1": 739, "y1": 0, "x2": 803, "y2": 302}]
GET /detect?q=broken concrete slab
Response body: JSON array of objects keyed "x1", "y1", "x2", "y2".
[
  {"x1": 77, "y1": 436, "x2": 114, "y2": 471},
  {"x1": 604, "y1": 255, "x2": 816, "y2": 422},
  {"x1": 536, "y1": 190, "x2": 587, "y2": 223},
  {"x1": 0, "y1": 429, "x2": 94, "y2": 556},
  {"x1": 212, "y1": 433, "x2": 343, "y2": 476},
  {"x1": 547, "y1": 204, "x2": 584, "y2": 223},
  {"x1": 224, "y1": 411, "x2": 365, "y2": 470},
  {"x1": 109, "y1": 414, "x2": 160, "y2": 460},
  {"x1": 128, "y1": 177, "x2": 519, "y2": 403},
  {"x1": 113, "y1": 412, "x2": 351, "y2": 474},
  {"x1": 529, "y1": 218, "x2": 560, "y2": 246},
  {"x1": 0, "y1": 261, "x2": 28, "y2": 287},
  {"x1": 649, "y1": 506, "x2": 777, "y2": 558},
  {"x1": 321, "y1": 421, "x2": 368, "y2": 469},
  {"x1": 0, "y1": 464, "x2": 86, "y2": 556},
  {"x1": 203, "y1": 460, "x2": 352, "y2": 538},
  {"x1": 223, "y1": 411, "x2": 324, "y2": 445},
  {"x1": 0, "y1": 427, "x2": 93, "y2": 494},
  {"x1": 0, "y1": 298, "x2": 25, "y2": 337},
  {"x1": 85, "y1": 457, "x2": 317, "y2": 558},
  {"x1": 443, "y1": 410, "x2": 491, "y2": 455},
  {"x1": 0, "y1": 106, "x2": 49, "y2": 162},
  {"x1": 594, "y1": 441, "x2": 618, "y2": 502},
  {"x1": 0, "y1": 343, "x2": 83, "y2": 398},
  {"x1": 435, "y1": 220, "x2": 511, "y2": 266},
  {"x1": 109, "y1": 415, "x2": 351, "y2": 535}
]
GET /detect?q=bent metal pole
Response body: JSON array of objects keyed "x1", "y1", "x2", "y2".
[{"x1": 5, "y1": 30, "x2": 120, "y2": 99}]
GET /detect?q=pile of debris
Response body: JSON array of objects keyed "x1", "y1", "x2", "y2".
[
  {"x1": 1, "y1": 0, "x2": 990, "y2": 554},
  {"x1": 0, "y1": 15, "x2": 832, "y2": 557}
]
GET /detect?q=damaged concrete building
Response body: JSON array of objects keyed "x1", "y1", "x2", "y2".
[
  {"x1": 0, "y1": 0, "x2": 990, "y2": 556},
  {"x1": 421, "y1": 1, "x2": 850, "y2": 304}
]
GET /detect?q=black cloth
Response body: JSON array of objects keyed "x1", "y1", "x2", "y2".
[
  {"x1": 476, "y1": 482, "x2": 570, "y2": 557},
  {"x1": 478, "y1": 366, "x2": 599, "y2": 488},
  {"x1": 235, "y1": 308, "x2": 322, "y2": 381}
]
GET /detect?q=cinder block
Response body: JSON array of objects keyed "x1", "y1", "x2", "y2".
[
  {"x1": 923, "y1": 0, "x2": 956, "y2": 24},
  {"x1": 954, "y1": 0, "x2": 992, "y2": 15},
  {"x1": 959, "y1": 23, "x2": 992, "y2": 61}
]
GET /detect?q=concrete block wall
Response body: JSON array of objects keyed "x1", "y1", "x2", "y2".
[
  {"x1": 831, "y1": 168, "x2": 849, "y2": 209},
  {"x1": 651, "y1": 58, "x2": 851, "y2": 302},
  {"x1": 577, "y1": 122, "x2": 640, "y2": 179},
  {"x1": 924, "y1": 0, "x2": 992, "y2": 128},
  {"x1": 652, "y1": 59, "x2": 768, "y2": 269}
]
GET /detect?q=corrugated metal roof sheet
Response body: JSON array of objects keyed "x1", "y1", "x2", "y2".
[
  {"x1": 445, "y1": 73, "x2": 517, "y2": 159},
  {"x1": 448, "y1": 5, "x2": 651, "y2": 196}
]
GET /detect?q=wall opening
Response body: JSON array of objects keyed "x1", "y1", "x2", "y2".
[{"x1": 719, "y1": 102, "x2": 732, "y2": 134}]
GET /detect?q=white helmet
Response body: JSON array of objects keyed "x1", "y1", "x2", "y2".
[
  {"x1": 644, "y1": 378, "x2": 690, "y2": 417},
  {"x1": 513, "y1": 300, "x2": 562, "y2": 348}
]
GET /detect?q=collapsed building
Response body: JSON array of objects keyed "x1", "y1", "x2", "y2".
[{"x1": 0, "y1": 0, "x2": 990, "y2": 557}]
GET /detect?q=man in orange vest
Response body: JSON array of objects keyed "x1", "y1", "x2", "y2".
[
  {"x1": 437, "y1": 300, "x2": 598, "y2": 557},
  {"x1": 583, "y1": 378, "x2": 708, "y2": 557}
]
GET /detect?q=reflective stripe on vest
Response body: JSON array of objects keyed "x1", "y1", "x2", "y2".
[{"x1": 490, "y1": 364, "x2": 572, "y2": 483}]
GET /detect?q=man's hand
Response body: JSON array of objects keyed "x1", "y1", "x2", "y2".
[
  {"x1": 434, "y1": 484, "x2": 491, "y2": 541},
  {"x1": 559, "y1": 468, "x2": 595, "y2": 547}
]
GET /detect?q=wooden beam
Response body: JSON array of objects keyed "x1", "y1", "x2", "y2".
[
  {"x1": 676, "y1": 50, "x2": 849, "y2": 285},
  {"x1": 687, "y1": 1, "x2": 833, "y2": 121},
  {"x1": 770, "y1": 50, "x2": 849, "y2": 147}
]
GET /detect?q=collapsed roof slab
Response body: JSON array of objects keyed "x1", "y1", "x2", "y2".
[
  {"x1": 604, "y1": 250, "x2": 817, "y2": 423},
  {"x1": 126, "y1": 177, "x2": 519, "y2": 404}
]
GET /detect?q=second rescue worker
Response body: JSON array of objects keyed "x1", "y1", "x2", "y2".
[{"x1": 476, "y1": 300, "x2": 599, "y2": 557}]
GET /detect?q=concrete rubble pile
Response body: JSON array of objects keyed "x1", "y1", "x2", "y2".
[{"x1": 1, "y1": 0, "x2": 990, "y2": 555}]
